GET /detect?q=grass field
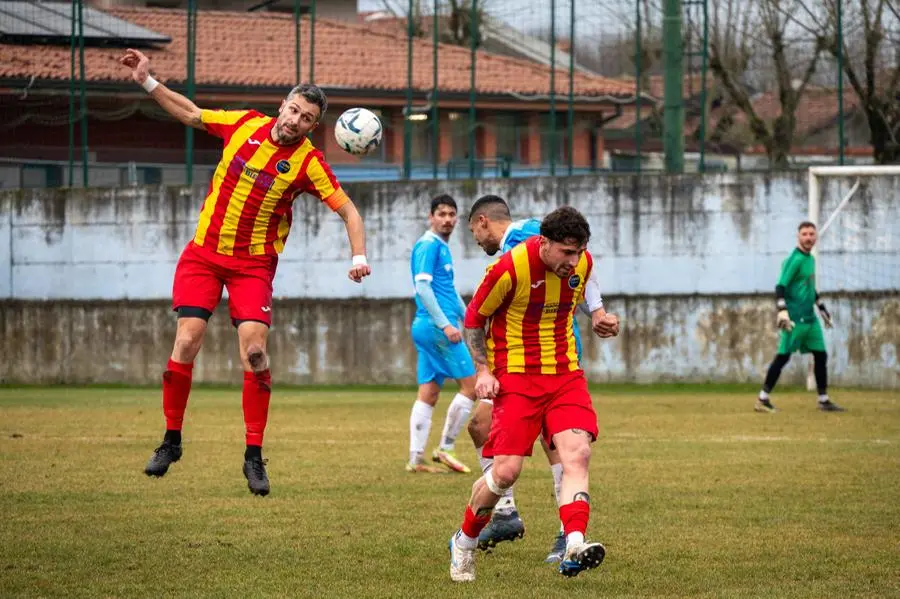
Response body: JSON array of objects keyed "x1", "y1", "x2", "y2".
[{"x1": 1, "y1": 384, "x2": 898, "y2": 598}]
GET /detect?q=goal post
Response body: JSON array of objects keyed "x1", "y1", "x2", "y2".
[{"x1": 805, "y1": 165, "x2": 900, "y2": 390}]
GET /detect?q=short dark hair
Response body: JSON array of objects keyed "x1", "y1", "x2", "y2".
[
  {"x1": 540, "y1": 206, "x2": 591, "y2": 245},
  {"x1": 798, "y1": 220, "x2": 817, "y2": 231},
  {"x1": 286, "y1": 83, "x2": 328, "y2": 120},
  {"x1": 468, "y1": 195, "x2": 511, "y2": 222},
  {"x1": 431, "y1": 194, "x2": 457, "y2": 214}
]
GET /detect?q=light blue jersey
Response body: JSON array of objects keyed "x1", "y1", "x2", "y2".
[
  {"x1": 500, "y1": 218, "x2": 541, "y2": 253},
  {"x1": 410, "y1": 231, "x2": 464, "y2": 325},
  {"x1": 410, "y1": 230, "x2": 475, "y2": 385},
  {"x1": 499, "y1": 217, "x2": 584, "y2": 362}
]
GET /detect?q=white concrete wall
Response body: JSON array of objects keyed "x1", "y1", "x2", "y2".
[
  {"x1": 2, "y1": 173, "x2": 898, "y2": 388},
  {"x1": 4, "y1": 172, "x2": 898, "y2": 301}
]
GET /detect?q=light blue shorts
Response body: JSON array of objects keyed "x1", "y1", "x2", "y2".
[{"x1": 411, "y1": 317, "x2": 476, "y2": 386}]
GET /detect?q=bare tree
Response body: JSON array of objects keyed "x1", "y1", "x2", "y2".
[
  {"x1": 446, "y1": 0, "x2": 488, "y2": 47},
  {"x1": 705, "y1": 0, "x2": 828, "y2": 167},
  {"x1": 817, "y1": 0, "x2": 900, "y2": 163}
]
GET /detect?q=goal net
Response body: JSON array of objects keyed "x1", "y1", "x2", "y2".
[{"x1": 806, "y1": 166, "x2": 900, "y2": 389}]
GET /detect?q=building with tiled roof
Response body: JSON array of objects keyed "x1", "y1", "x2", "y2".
[{"x1": 0, "y1": 4, "x2": 639, "y2": 187}]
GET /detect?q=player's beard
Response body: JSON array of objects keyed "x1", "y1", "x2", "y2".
[{"x1": 275, "y1": 122, "x2": 302, "y2": 145}]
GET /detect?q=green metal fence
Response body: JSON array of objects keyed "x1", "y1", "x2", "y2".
[{"x1": 1, "y1": 0, "x2": 896, "y2": 190}]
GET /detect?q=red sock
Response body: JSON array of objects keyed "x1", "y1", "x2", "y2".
[
  {"x1": 163, "y1": 359, "x2": 193, "y2": 431},
  {"x1": 242, "y1": 369, "x2": 272, "y2": 447},
  {"x1": 461, "y1": 505, "x2": 493, "y2": 538},
  {"x1": 559, "y1": 500, "x2": 590, "y2": 536}
]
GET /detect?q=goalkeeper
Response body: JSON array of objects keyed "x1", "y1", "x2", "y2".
[{"x1": 756, "y1": 221, "x2": 845, "y2": 413}]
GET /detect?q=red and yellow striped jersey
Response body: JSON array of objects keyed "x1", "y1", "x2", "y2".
[
  {"x1": 194, "y1": 109, "x2": 349, "y2": 256},
  {"x1": 464, "y1": 236, "x2": 592, "y2": 375}
]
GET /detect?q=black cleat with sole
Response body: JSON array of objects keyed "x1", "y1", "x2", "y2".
[
  {"x1": 477, "y1": 510, "x2": 525, "y2": 551},
  {"x1": 243, "y1": 456, "x2": 270, "y2": 496},
  {"x1": 144, "y1": 441, "x2": 183, "y2": 477},
  {"x1": 818, "y1": 400, "x2": 846, "y2": 412},
  {"x1": 559, "y1": 542, "x2": 606, "y2": 577}
]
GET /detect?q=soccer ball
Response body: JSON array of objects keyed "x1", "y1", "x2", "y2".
[{"x1": 334, "y1": 108, "x2": 383, "y2": 156}]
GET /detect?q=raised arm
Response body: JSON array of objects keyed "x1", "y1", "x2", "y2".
[{"x1": 120, "y1": 49, "x2": 203, "y2": 129}]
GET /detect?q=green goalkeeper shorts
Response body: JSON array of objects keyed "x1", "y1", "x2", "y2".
[{"x1": 777, "y1": 320, "x2": 826, "y2": 354}]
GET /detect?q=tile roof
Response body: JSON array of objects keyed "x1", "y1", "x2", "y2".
[{"x1": 0, "y1": 7, "x2": 636, "y2": 100}]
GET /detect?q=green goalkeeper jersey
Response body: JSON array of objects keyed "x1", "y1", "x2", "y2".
[{"x1": 777, "y1": 248, "x2": 817, "y2": 323}]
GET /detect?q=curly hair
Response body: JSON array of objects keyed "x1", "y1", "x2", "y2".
[{"x1": 540, "y1": 206, "x2": 590, "y2": 245}]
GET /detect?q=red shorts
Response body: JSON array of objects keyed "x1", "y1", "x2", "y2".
[
  {"x1": 172, "y1": 241, "x2": 278, "y2": 327},
  {"x1": 482, "y1": 370, "x2": 598, "y2": 458}
]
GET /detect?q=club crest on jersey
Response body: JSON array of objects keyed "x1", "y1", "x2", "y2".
[
  {"x1": 568, "y1": 274, "x2": 581, "y2": 289},
  {"x1": 276, "y1": 160, "x2": 291, "y2": 174}
]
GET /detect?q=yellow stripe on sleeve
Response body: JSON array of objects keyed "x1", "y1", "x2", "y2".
[
  {"x1": 306, "y1": 156, "x2": 337, "y2": 200},
  {"x1": 200, "y1": 109, "x2": 250, "y2": 127}
]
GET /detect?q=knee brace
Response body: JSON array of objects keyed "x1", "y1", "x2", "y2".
[{"x1": 484, "y1": 470, "x2": 511, "y2": 496}]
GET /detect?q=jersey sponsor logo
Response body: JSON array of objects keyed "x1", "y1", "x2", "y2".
[
  {"x1": 568, "y1": 274, "x2": 581, "y2": 289},
  {"x1": 531, "y1": 280, "x2": 545, "y2": 289},
  {"x1": 247, "y1": 139, "x2": 262, "y2": 146},
  {"x1": 227, "y1": 155, "x2": 275, "y2": 190}
]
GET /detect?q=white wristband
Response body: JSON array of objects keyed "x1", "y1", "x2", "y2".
[
  {"x1": 352, "y1": 255, "x2": 368, "y2": 267},
  {"x1": 142, "y1": 76, "x2": 159, "y2": 93}
]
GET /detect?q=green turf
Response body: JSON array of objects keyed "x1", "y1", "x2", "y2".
[{"x1": 0, "y1": 386, "x2": 898, "y2": 598}]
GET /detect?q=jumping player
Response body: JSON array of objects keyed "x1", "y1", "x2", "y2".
[{"x1": 121, "y1": 48, "x2": 372, "y2": 496}]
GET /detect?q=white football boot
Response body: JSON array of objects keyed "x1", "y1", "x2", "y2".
[{"x1": 449, "y1": 531, "x2": 476, "y2": 582}]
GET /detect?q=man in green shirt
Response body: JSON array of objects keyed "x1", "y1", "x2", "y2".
[{"x1": 756, "y1": 221, "x2": 845, "y2": 413}]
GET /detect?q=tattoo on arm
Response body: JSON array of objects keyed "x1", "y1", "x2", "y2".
[{"x1": 464, "y1": 327, "x2": 488, "y2": 365}]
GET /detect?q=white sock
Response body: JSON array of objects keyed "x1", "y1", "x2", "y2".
[
  {"x1": 566, "y1": 531, "x2": 585, "y2": 550},
  {"x1": 550, "y1": 463, "x2": 564, "y2": 507},
  {"x1": 476, "y1": 446, "x2": 493, "y2": 475},
  {"x1": 759, "y1": 390, "x2": 769, "y2": 400},
  {"x1": 818, "y1": 394, "x2": 829, "y2": 403},
  {"x1": 409, "y1": 400, "x2": 433, "y2": 464},
  {"x1": 439, "y1": 393, "x2": 474, "y2": 451},
  {"x1": 456, "y1": 529, "x2": 478, "y2": 551},
  {"x1": 495, "y1": 487, "x2": 516, "y2": 513}
]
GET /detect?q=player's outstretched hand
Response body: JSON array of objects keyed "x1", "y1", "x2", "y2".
[
  {"x1": 348, "y1": 263, "x2": 371, "y2": 283},
  {"x1": 817, "y1": 302, "x2": 833, "y2": 329},
  {"x1": 120, "y1": 48, "x2": 151, "y2": 85},
  {"x1": 442, "y1": 325, "x2": 462, "y2": 344},
  {"x1": 475, "y1": 371, "x2": 499, "y2": 399},
  {"x1": 776, "y1": 309, "x2": 795, "y2": 332},
  {"x1": 593, "y1": 311, "x2": 619, "y2": 338}
]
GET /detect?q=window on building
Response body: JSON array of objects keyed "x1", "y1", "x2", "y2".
[
  {"x1": 448, "y1": 112, "x2": 470, "y2": 160},
  {"x1": 494, "y1": 113, "x2": 522, "y2": 163},
  {"x1": 22, "y1": 164, "x2": 63, "y2": 188},
  {"x1": 540, "y1": 113, "x2": 569, "y2": 165},
  {"x1": 138, "y1": 167, "x2": 163, "y2": 185}
]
